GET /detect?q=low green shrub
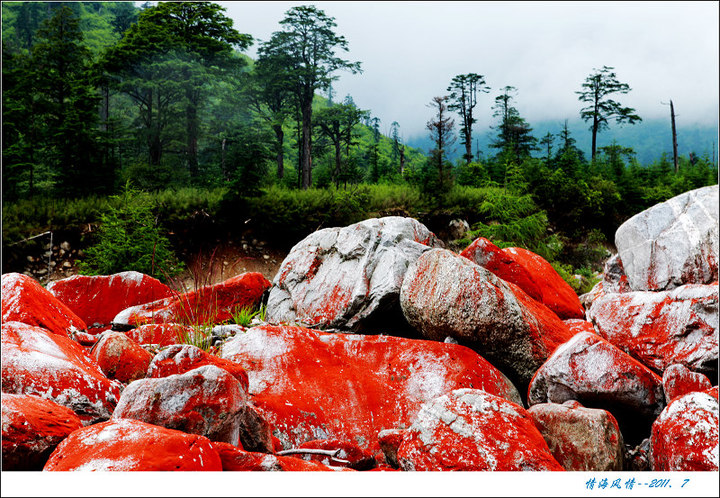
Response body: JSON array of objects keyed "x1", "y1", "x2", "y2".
[{"x1": 78, "y1": 183, "x2": 183, "y2": 281}]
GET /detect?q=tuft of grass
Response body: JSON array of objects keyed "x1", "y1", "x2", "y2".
[
  {"x1": 175, "y1": 324, "x2": 214, "y2": 352},
  {"x1": 231, "y1": 302, "x2": 266, "y2": 327}
]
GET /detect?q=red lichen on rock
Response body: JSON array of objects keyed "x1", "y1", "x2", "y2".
[
  {"x1": 44, "y1": 418, "x2": 223, "y2": 471},
  {"x1": 662, "y1": 363, "x2": 713, "y2": 402},
  {"x1": 220, "y1": 324, "x2": 521, "y2": 456},
  {"x1": 528, "y1": 331, "x2": 665, "y2": 442},
  {"x1": 400, "y1": 248, "x2": 574, "y2": 389},
  {"x1": 650, "y1": 391, "x2": 718, "y2": 471},
  {"x1": 587, "y1": 283, "x2": 718, "y2": 374},
  {"x1": 2, "y1": 321, "x2": 121, "y2": 425},
  {"x1": 396, "y1": 389, "x2": 564, "y2": 471},
  {"x1": 2, "y1": 273, "x2": 87, "y2": 338},
  {"x1": 2, "y1": 393, "x2": 83, "y2": 470},
  {"x1": 47, "y1": 271, "x2": 174, "y2": 331},
  {"x1": 112, "y1": 272, "x2": 271, "y2": 328},
  {"x1": 501, "y1": 246, "x2": 585, "y2": 319},
  {"x1": 90, "y1": 331, "x2": 153, "y2": 383},
  {"x1": 148, "y1": 343, "x2": 249, "y2": 391}
]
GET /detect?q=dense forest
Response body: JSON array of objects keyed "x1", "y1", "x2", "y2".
[{"x1": 2, "y1": 2, "x2": 718, "y2": 290}]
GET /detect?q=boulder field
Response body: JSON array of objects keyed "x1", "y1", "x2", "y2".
[{"x1": 1, "y1": 186, "x2": 718, "y2": 472}]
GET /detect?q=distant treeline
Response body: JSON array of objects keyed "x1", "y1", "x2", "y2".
[{"x1": 2, "y1": 2, "x2": 718, "y2": 259}]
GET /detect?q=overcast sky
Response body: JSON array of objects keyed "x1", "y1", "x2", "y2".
[{"x1": 220, "y1": 1, "x2": 719, "y2": 139}]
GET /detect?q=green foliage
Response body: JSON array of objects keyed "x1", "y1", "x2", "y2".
[
  {"x1": 78, "y1": 183, "x2": 183, "y2": 281},
  {"x1": 175, "y1": 324, "x2": 214, "y2": 352},
  {"x1": 231, "y1": 303, "x2": 266, "y2": 327}
]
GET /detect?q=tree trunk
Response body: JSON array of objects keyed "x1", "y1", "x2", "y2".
[
  {"x1": 273, "y1": 124, "x2": 284, "y2": 179},
  {"x1": 591, "y1": 115, "x2": 599, "y2": 161},
  {"x1": 300, "y1": 98, "x2": 313, "y2": 189},
  {"x1": 399, "y1": 146, "x2": 405, "y2": 176},
  {"x1": 670, "y1": 100, "x2": 678, "y2": 173}
]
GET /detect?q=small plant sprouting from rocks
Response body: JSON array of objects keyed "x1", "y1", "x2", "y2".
[{"x1": 232, "y1": 303, "x2": 266, "y2": 327}]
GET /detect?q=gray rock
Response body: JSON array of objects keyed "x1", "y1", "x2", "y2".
[
  {"x1": 615, "y1": 185, "x2": 719, "y2": 291},
  {"x1": 528, "y1": 401, "x2": 624, "y2": 471},
  {"x1": 112, "y1": 365, "x2": 248, "y2": 445},
  {"x1": 528, "y1": 331, "x2": 665, "y2": 444},
  {"x1": 399, "y1": 248, "x2": 573, "y2": 390},
  {"x1": 266, "y1": 216, "x2": 443, "y2": 332}
]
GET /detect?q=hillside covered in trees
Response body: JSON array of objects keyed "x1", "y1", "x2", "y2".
[{"x1": 2, "y1": 2, "x2": 718, "y2": 289}]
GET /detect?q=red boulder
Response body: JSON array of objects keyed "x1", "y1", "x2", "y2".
[
  {"x1": 563, "y1": 319, "x2": 596, "y2": 335},
  {"x1": 2, "y1": 321, "x2": 121, "y2": 425},
  {"x1": 111, "y1": 272, "x2": 271, "y2": 329},
  {"x1": 662, "y1": 363, "x2": 713, "y2": 402},
  {"x1": 459, "y1": 238, "x2": 543, "y2": 309},
  {"x1": 91, "y1": 331, "x2": 153, "y2": 383},
  {"x1": 2, "y1": 393, "x2": 83, "y2": 470},
  {"x1": 396, "y1": 389, "x2": 563, "y2": 471},
  {"x1": 44, "y1": 418, "x2": 222, "y2": 471},
  {"x1": 501, "y1": 246, "x2": 585, "y2": 319},
  {"x1": 47, "y1": 271, "x2": 174, "y2": 331},
  {"x1": 650, "y1": 391, "x2": 718, "y2": 471},
  {"x1": 220, "y1": 324, "x2": 522, "y2": 454},
  {"x1": 2, "y1": 273, "x2": 87, "y2": 338},
  {"x1": 148, "y1": 343, "x2": 249, "y2": 391},
  {"x1": 528, "y1": 401, "x2": 624, "y2": 471}
]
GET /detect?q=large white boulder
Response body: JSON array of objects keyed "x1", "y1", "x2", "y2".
[
  {"x1": 615, "y1": 185, "x2": 718, "y2": 291},
  {"x1": 266, "y1": 216, "x2": 443, "y2": 332}
]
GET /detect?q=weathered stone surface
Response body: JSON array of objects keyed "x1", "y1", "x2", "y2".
[
  {"x1": 662, "y1": 363, "x2": 713, "y2": 402},
  {"x1": 47, "y1": 271, "x2": 174, "y2": 331},
  {"x1": 124, "y1": 323, "x2": 195, "y2": 347},
  {"x1": 650, "y1": 391, "x2": 719, "y2": 471},
  {"x1": 587, "y1": 283, "x2": 718, "y2": 377},
  {"x1": 44, "y1": 418, "x2": 222, "y2": 471},
  {"x1": 460, "y1": 237, "x2": 544, "y2": 304},
  {"x1": 2, "y1": 272, "x2": 87, "y2": 338},
  {"x1": 615, "y1": 185, "x2": 719, "y2": 291},
  {"x1": 220, "y1": 324, "x2": 521, "y2": 453},
  {"x1": 396, "y1": 389, "x2": 563, "y2": 471},
  {"x1": 112, "y1": 272, "x2": 270, "y2": 329},
  {"x1": 2, "y1": 393, "x2": 83, "y2": 470},
  {"x1": 147, "y1": 343, "x2": 249, "y2": 390},
  {"x1": 266, "y1": 216, "x2": 443, "y2": 332},
  {"x1": 2, "y1": 321, "x2": 121, "y2": 425},
  {"x1": 400, "y1": 248, "x2": 574, "y2": 389},
  {"x1": 579, "y1": 256, "x2": 633, "y2": 310},
  {"x1": 528, "y1": 331, "x2": 665, "y2": 443},
  {"x1": 503, "y1": 246, "x2": 584, "y2": 320},
  {"x1": 211, "y1": 441, "x2": 347, "y2": 471},
  {"x1": 91, "y1": 331, "x2": 153, "y2": 384},
  {"x1": 528, "y1": 401, "x2": 624, "y2": 471},
  {"x1": 112, "y1": 365, "x2": 248, "y2": 445},
  {"x1": 563, "y1": 319, "x2": 596, "y2": 335},
  {"x1": 461, "y1": 238, "x2": 585, "y2": 319}
]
